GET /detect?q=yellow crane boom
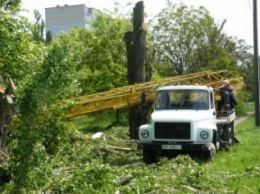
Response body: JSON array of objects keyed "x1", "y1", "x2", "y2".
[{"x1": 64, "y1": 70, "x2": 243, "y2": 119}]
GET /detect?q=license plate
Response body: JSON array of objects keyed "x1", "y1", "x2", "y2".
[{"x1": 162, "y1": 145, "x2": 182, "y2": 150}]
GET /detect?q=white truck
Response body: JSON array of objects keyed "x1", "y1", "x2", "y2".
[{"x1": 138, "y1": 85, "x2": 238, "y2": 163}]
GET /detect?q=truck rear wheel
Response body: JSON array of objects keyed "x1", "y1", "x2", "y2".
[{"x1": 143, "y1": 149, "x2": 157, "y2": 164}]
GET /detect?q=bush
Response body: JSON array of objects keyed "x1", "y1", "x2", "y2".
[{"x1": 235, "y1": 90, "x2": 253, "y2": 116}]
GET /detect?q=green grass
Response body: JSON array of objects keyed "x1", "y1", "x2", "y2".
[
  {"x1": 70, "y1": 113, "x2": 111, "y2": 133},
  {"x1": 205, "y1": 117, "x2": 260, "y2": 193},
  {"x1": 69, "y1": 110, "x2": 128, "y2": 133}
]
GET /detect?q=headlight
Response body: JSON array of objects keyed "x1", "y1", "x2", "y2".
[
  {"x1": 141, "y1": 130, "x2": 149, "y2": 138},
  {"x1": 200, "y1": 131, "x2": 209, "y2": 139}
]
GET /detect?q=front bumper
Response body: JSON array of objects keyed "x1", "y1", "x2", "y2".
[{"x1": 138, "y1": 142, "x2": 215, "y2": 152}]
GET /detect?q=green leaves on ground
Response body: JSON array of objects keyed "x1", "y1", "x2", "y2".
[{"x1": 2, "y1": 118, "x2": 260, "y2": 193}]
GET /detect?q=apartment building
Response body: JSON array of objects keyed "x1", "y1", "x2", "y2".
[{"x1": 45, "y1": 4, "x2": 101, "y2": 37}]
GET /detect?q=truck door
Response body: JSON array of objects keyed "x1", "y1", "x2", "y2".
[{"x1": 210, "y1": 91, "x2": 217, "y2": 124}]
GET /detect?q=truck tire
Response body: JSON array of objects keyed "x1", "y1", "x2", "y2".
[
  {"x1": 143, "y1": 149, "x2": 157, "y2": 164},
  {"x1": 213, "y1": 131, "x2": 220, "y2": 151},
  {"x1": 203, "y1": 150, "x2": 214, "y2": 161}
]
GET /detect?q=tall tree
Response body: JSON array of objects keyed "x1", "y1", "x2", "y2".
[
  {"x1": 32, "y1": 10, "x2": 45, "y2": 42},
  {"x1": 45, "y1": 30, "x2": 52, "y2": 45},
  {"x1": 151, "y1": 1, "x2": 240, "y2": 76},
  {"x1": 75, "y1": 12, "x2": 131, "y2": 94}
]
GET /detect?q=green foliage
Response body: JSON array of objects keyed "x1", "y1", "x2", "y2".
[
  {"x1": 151, "y1": 1, "x2": 247, "y2": 76},
  {"x1": 0, "y1": 12, "x2": 43, "y2": 85},
  {"x1": 0, "y1": 5, "x2": 133, "y2": 192},
  {"x1": 0, "y1": 7, "x2": 46, "y2": 192},
  {"x1": 73, "y1": 13, "x2": 130, "y2": 94},
  {"x1": 2, "y1": 117, "x2": 260, "y2": 193},
  {"x1": 32, "y1": 10, "x2": 45, "y2": 42},
  {"x1": 0, "y1": 0, "x2": 21, "y2": 12},
  {"x1": 5, "y1": 32, "x2": 86, "y2": 192},
  {"x1": 235, "y1": 90, "x2": 254, "y2": 116},
  {"x1": 238, "y1": 54, "x2": 255, "y2": 99},
  {"x1": 45, "y1": 30, "x2": 53, "y2": 45}
]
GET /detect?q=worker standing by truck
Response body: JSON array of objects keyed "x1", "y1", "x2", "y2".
[{"x1": 215, "y1": 80, "x2": 237, "y2": 113}]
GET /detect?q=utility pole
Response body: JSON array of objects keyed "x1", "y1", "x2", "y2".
[{"x1": 253, "y1": 0, "x2": 260, "y2": 126}]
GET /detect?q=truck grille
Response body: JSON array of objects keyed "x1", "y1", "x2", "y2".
[{"x1": 154, "y1": 122, "x2": 191, "y2": 139}]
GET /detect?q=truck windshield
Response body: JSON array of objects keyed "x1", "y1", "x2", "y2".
[{"x1": 155, "y1": 89, "x2": 209, "y2": 110}]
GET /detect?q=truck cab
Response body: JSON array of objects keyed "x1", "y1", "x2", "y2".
[{"x1": 138, "y1": 85, "x2": 237, "y2": 163}]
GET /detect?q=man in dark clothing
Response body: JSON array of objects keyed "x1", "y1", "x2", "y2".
[{"x1": 215, "y1": 80, "x2": 237, "y2": 111}]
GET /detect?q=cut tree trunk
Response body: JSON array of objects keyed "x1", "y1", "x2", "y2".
[
  {"x1": 124, "y1": 1, "x2": 147, "y2": 139},
  {"x1": 0, "y1": 78, "x2": 15, "y2": 163}
]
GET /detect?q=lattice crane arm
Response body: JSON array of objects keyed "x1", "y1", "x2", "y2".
[{"x1": 64, "y1": 70, "x2": 243, "y2": 119}]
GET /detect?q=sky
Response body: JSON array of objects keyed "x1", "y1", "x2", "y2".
[{"x1": 21, "y1": 0, "x2": 255, "y2": 46}]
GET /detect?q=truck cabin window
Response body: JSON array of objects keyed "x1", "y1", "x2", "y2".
[{"x1": 155, "y1": 90, "x2": 209, "y2": 110}]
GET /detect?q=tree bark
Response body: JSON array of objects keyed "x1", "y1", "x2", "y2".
[
  {"x1": 0, "y1": 78, "x2": 15, "y2": 163},
  {"x1": 124, "y1": 1, "x2": 147, "y2": 139}
]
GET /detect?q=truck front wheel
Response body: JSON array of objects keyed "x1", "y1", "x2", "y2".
[
  {"x1": 143, "y1": 149, "x2": 157, "y2": 164},
  {"x1": 203, "y1": 149, "x2": 215, "y2": 161}
]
